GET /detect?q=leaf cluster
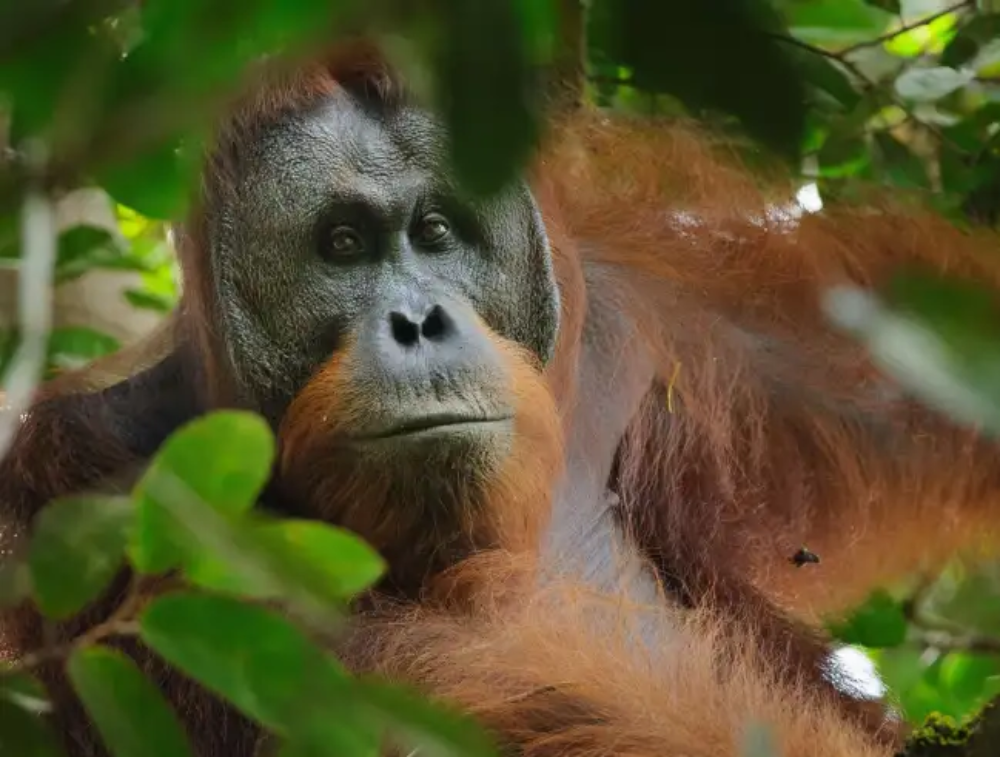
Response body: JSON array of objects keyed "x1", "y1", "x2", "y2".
[{"x1": 0, "y1": 411, "x2": 497, "y2": 757}]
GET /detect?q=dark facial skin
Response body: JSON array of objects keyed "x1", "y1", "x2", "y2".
[{"x1": 205, "y1": 91, "x2": 561, "y2": 447}]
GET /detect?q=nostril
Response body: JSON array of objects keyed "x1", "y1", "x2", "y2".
[
  {"x1": 389, "y1": 311, "x2": 420, "y2": 346},
  {"x1": 421, "y1": 304, "x2": 452, "y2": 341}
]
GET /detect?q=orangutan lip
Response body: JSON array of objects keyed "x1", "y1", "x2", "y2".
[{"x1": 359, "y1": 413, "x2": 513, "y2": 440}]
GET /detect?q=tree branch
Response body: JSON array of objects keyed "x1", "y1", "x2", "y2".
[
  {"x1": 899, "y1": 580, "x2": 1000, "y2": 655},
  {"x1": 840, "y1": 1, "x2": 975, "y2": 57},
  {"x1": 0, "y1": 143, "x2": 56, "y2": 461},
  {"x1": 767, "y1": 32, "x2": 967, "y2": 157},
  {"x1": 766, "y1": 33, "x2": 878, "y2": 92},
  {"x1": 909, "y1": 628, "x2": 1000, "y2": 655}
]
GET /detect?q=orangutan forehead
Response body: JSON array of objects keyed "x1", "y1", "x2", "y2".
[
  {"x1": 242, "y1": 91, "x2": 448, "y2": 189},
  {"x1": 206, "y1": 50, "x2": 450, "y2": 192},
  {"x1": 213, "y1": 90, "x2": 472, "y2": 231},
  {"x1": 218, "y1": 45, "x2": 412, "y2": 149}
]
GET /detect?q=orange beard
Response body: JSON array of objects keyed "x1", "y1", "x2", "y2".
[{"x1": 276, "y1": 329, "x2": 563, "y2": 593}]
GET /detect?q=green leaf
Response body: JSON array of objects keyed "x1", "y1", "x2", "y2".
[
  {"x1": 140, "y1": 411, "x2": 275, "y2": 517},
  {"x1": 938, "y1": 147, "x2": 993, "y2": 200},
  {"x1": 885, "y1": 12, "x2": 960, "y2": 59},
  {"x1": 940, "y1": 653, "x2": 1000, "y2": 716},
  {"x1": 960, "y1": 158, "x2": 1000, "y2": 227},
  {"x1": 869, "y1": 645, "x2": 986, "y2": 723},
  {"x1": 185, "y1": 518, "x2": 385, "y2": 602},
  {"x1": 898, "y1": 666, "x2": 951, "y2": 723},
  {"x1": 895, "y1": 66, "x2": 975, "y2": 103},
  {"x1": 434, "y1": 0, "x2": 547, "y2": 196},
  {"x1": 258, "y1": 520, "x2": 384, "y2": 599},
  {"x1": 85, "y1": 0, "x2": 349, "y2": 183},
  {"x1": 233, "y1": 0, "x2": 354, "y2": 58},
  {"x1": 123, "y1": 289, "x2": 175, "y2": 314},
  {"x1": 864, "y1": 0, "x2": 901, "y2": 12},
  {"x1": 356, "y1": 679, "x2": 499, "y2": 757},
  {"x1": 868, "y1": 647, "x2": 932, "y2": 703},
  {"x1": 133, "y1": 0, "x2": 349, "y2": 100},
  {"x1": 47, "y1": 328, "x2": 122, "y2": 373},
  {"x1": 0, "y1": 670, "x2": 51, "y2": 716},
  {"x1": 134, "y1": 469, "x2": 361, "y2": 624},
  {"x1": 0, "y1": 672, "x2": 58, "y2": 755},
  {"x1": 941, "y1": 15, "x2": 1000, "y2": 68},
  {"x1": 67, "y1": 646, "x2": 195, "y2": 757},
  {"x1": 873, "y1": 131, "x2": 930, "y2": 190},
  {"x1": 920, "y1": 565, "x2": 1000, "y2": 640},
  {"x1": 54, "y1": 226, "x2": 130, "y2": 282},
  {"x1": 615, "y1": 0, "x2": 808, "y2": 161},
  {"x1": 818, "y1": 132, "x2": 869, "y2": 178},
  {"x1": 783, "y1": 0, "x2": 893, "y2": 42},
  {"x1": 972, "y1": 101, "x2": 1000, "y2": 130},
  {"x1": 801, "y1": 56, "x2": 862, "y2": 111},
  {"x1": 28, "y1": 496, "x2": 133, "y2": 620},
  {"x1": 139, "y1": 592, "x2": 348, "y2": 730},
  {"x1": 131, "y1": 0, "x2": 248, "y2": 92},
  {"x1": 827, "y1": 589, "x2": 908, "y2": 648},
  {"x1": 0, "y1": 698, "x2": 64, "y2": 756},
  {"x1": 824, "y1": 276, "x2": 1000, "y2": 436},
  {"x1": 129, "y1": 411, "x2": 275, "y2": 573},
  {"x1": 941, "y1": 117, "x2": 990, "y2": 154},
  {"x1": 157, "y1": 518, "x2": 267, "y2": 599},
  {"x1": 94, "y1": 137, "x2": 201, "y2": 222},
  {"x1": 155, "y1": 512, "x2": 376, "y2": 627},
  {"x1": 0, "y1": 21, "x2": 99, "y2": 144}
]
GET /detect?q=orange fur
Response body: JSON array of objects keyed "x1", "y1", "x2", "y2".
[
  {"x1": 277, "y1": 322, "x2": 563, "y2": 590},
  {"x1": 532, "y1": 112, "x2": 1000, "y2": 623},
  {"x1": 344, "y1": 553, "x2": 889, "y2": 757}
]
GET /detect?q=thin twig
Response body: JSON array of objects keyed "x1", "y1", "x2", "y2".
[
  {"x1": 766, "y1": 33, "x2": 878, "y2": 93},
  {"x1": 12, "y1": 620, "x2": 139, "y2": 672},
  {"x1": 909, "y1": 628, "x2": 1000, "y2": 655},
  {"x1": 10, "y1": 574, "x2": 145, "y2": 673},
  {"x1": 770, "y1": 32, "x2": 968, "y2": 156},
  {"x1": 0, "y1": 142, "x2": 56, "y2": 460},
  {"x1": 901, "y1": 577, "x2": 1000, "y2": 655},
  {"x1": 839, "y1": 0, "x2": 975, "y2": 57}
]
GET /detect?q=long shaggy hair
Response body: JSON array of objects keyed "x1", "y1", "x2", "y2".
[
  {"x1": 344, "y1": 553, "x2": 889, "y2": 757},
  {"x1": 5, "y1": 38, "x2": 1000, "y2": 757}
]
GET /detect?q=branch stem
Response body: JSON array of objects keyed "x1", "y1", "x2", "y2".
[
  {"x1": 0, "y1": 142, "x2": 57, "y2": 460},
  {"x1": 840, "y1": 1, "x2": 974, "y2": 57}
]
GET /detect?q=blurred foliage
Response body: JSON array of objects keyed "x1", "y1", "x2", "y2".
[
  {"x1": 3, "y1": 0, "x2": 1000, "y2": 754},
  {"x1": 0, "y1": 412, "x2": 496, "y2": 757},
  {"x1": 0, "y1": 201, "x2": 178, "y2": 380}
]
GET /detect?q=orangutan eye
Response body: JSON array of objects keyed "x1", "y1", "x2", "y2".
[
  {"x1": 327, "y1": 225, "x2": 365, "y2": 258},
  {"x1": 413, "y1": 214, "x2": 451, "y2": 246}
]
